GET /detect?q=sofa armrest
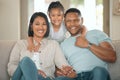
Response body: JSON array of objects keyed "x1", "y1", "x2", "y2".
[
  {"x1": 108, "y1": 40, "x2": 120, "y2": 80},
  {"x1": 0, "y1": 40, "x2": 16, "y2": 80}
]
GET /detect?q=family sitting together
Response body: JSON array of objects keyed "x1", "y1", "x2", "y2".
[{"x1": 7, "y1": 1, "x2": 116, "y2": 80}]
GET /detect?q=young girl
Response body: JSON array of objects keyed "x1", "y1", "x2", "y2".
[
  {"x1": 47, "y1": 1, "x2": 66, "y2": 43},
  {"x1": 27, "y1": 1, "x2": 86, "y2": 52}
]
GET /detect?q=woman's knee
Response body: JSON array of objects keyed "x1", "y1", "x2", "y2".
[{"x1": 20, "y1": 57, "x2": 35, "y2": 67}]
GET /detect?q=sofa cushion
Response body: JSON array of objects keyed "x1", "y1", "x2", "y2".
[
  {"x1": 0, "y1": 40, "x2": 16, "y2": 80},
  {"x1": 108, "y1": 40, "x2": 120, "y2": 80}
]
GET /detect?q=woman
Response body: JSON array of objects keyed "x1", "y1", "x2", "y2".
[{"x1": 7, "y1": 12, "x2": 76, "y2": 80}]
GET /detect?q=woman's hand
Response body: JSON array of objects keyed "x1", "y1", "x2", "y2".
[
  {"x1": 66, "y1": 69, "x2": 77, "y2": 78},
  {"x1": 61, "y1": 66, "x2": 77, "y2": 78},
  {"x1": 38, "y1": 70, "x2": 47, "y2": 78},
  {"x1": 56, "y1": 66, "x2": 77, "y2": 78}
]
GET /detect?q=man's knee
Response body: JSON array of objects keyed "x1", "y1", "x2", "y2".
[{"x1": 92, "y1": 66, "x2": 109, "y2": 79}]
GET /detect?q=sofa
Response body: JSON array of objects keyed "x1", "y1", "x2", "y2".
[{"x1": 0, "y1": 40, "x2": 120, "y2": 80}]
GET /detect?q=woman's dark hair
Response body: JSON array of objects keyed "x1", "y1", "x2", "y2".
[
  {"x1": 48, "y1": 1, "x2": 64, "y2": 13},
  {"x1": 64, "y1": 8, "x2": 82, "y2": 17},
  {"x1": 28, "y1": 12, "x2": 49, "y2": 38}
]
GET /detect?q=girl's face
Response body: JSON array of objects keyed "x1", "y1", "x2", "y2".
[
  {"x1": 49, "y1": 8, "x2": 64, "y2": 26},
  {"x1": 32, "y1": 16, "x2": 47, "y2": 38}
]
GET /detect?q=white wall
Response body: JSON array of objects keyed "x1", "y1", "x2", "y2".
[
  {"x1": 20, "y1": 0, "x2": 34, "y2": 39},
  {"x1": 0, "y1": 0, "x2": 20, "y2": 40},
  {"x1": 110, "y1": 0, "x2": 120, "y2": 40}
]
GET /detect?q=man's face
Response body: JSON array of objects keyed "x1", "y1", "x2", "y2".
[{"x1": 64, "y1": 12, "x2": 83, "y2": 36}]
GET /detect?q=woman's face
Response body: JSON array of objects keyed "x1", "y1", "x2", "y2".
[
  {"x1": 49, "y1": 8, "x2": 64, "y2": 26},
  {"x1": 32, "y1": 16, "x2": 47, "y2": 38}
]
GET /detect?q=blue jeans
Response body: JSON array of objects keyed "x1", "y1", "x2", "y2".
[
  {"x1": 55, "y1": 76, "x2": 75, "y2": 80},
  {"x1": 54, "y1": 67, "x2": 110, "y2": 80},
  {"x1": 74, "y1": 66, "x2": 111, "y2": 80},
  {"x1": 12, "y1": 57, "x2": 51, "y2": 80}
]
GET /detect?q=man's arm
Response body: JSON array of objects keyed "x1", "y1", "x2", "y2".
[
  {"x1": 88, "y1": 41, "x2": 116, "y2": 63},
  {"x1": 75, "y1": 36, "x2": 116, "y2": 63}
]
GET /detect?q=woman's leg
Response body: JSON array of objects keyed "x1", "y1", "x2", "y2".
[
  {"x1": 20, "y1": 57, "x2": 38, "y2": 80},
  {"x1": 12, "y1": 62, "x2": 23, "y2": 80},
  {"x1": 12, "y1": 57, "x2": 38, "y2": 80}
]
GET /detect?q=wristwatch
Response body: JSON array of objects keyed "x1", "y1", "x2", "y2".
[{"x1": 87, "y1": 42, "x2": 93, "y2": 49}]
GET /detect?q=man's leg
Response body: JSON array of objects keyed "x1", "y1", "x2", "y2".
[
  {"x1": 90, "y1": 66, "x2": 111, "y2": 80},
  {"x1": 55, "y1": 76, "x2": 75, "y2": 80}
]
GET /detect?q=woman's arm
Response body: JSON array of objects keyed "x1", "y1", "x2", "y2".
[
  {"x1": 54, "y1": 41, "x2": 77, "y2": 78},
  {"x1": 7, "y1": 41, "x2": 22, "y2": 76}
]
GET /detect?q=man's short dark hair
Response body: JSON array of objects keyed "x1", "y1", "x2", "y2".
[{"x1": 64, "y1": 8, "x2": 82, "y2": 17}]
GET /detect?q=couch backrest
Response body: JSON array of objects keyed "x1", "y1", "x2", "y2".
[
  {"x1": 108, "y1": 40, "x2": 120, "y2": 80},
  {"x1": 0, "y1": 40, "x2": 16, "y2": 80}
]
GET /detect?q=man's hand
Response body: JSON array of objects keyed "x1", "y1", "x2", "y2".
[{"x1": 75, "y1": 36, "x2": 89, "y2": 48}]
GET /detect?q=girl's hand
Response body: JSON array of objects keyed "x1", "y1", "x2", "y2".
[{"x1": 27, "y1": 43, "x2": 35, "y2": 52}]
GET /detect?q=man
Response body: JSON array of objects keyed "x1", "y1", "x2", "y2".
[{"x1": 58, "y1": 8, "x2": 116, "y2": 80}]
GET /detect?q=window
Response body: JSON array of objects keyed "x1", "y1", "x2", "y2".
[
  {"x1": 69, "y1": 0, "x2": 103, "y2": 31},
  {"x1": 34, "y1": 0, "x2": 103, "y2": 31}
]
